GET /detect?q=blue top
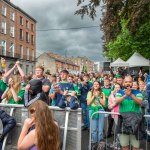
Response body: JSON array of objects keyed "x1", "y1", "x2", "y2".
[
  {"x1": 78, "y1": 82, "x2": 93, "y2": 103},
  {"x1": 54, "y1": 82, "x2": 75, "y2": 106}
]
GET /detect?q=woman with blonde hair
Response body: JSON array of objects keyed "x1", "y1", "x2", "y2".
[
  {"x1": 1, "y1": 75, "x2": 24, "y2": 104},
  {"x1": 18, "y1": 100, "x2": 60, "y2": 150},
  {"x1": 1, "y1": 61, "x2": 26, "y2": 104}
]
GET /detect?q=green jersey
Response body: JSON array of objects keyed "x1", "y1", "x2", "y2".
[
  {"x1": 116, "y1": 89, "x2": 143, "y2": 113},
  {"x1": 102, "y1": 87, "x2": 112, "y2": 108},
  {"x1": 8, "y1": 88, "x2": 25, "y2": 104},
  {"x1": 87, "y1": 91, "x2": 104, "y2": 119},
  {"x1": 0, "y1": 80, "x2": 7, "y2": 92}
]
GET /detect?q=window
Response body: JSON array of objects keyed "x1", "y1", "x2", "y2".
[
  {"x1": 31, "y1": 35, "x2": 34, "y2": 45},
  {"x1": 0, "y1": 40, "x2": 6, "y2": 56},
  {"x1": 10, "y1": 11, "x2": 15, "y2": 21},
  {"x1": 20, "y1": 45, "x2": 23, "y2": 59},
  {"x1": 9, "y1": 43, "x2": 14, "y2": 57},
  {"x1": 26, "y1": 47, "x2": 29, "y2": 60},
  {"x1": 20, "y1": 29, "x2": 23, "y2": 40},
  {"x1": 31, "y1": 24, "x2": 34, "y2": 32},
  {"x1": 32, "y1": 49, "x2": 34, "y2": 61},
  {"x1": 26, "y1": 32, "x2": 29, "y2": 43},
  {"x1": 1, "y1": 21, "x2": 6, "y2": 34},
  {"x1": 10, "y1": 26, "x2": 15, "y2": 37},
  {"x1": 2, "y1": 6, "x2": 6, "y2": 16},
  {"x1": 26, "y1": 20, "x2": 29, "y2": 28},
  {"x1": 20, "y1": 16, "x2": 23, "y2": 25}
]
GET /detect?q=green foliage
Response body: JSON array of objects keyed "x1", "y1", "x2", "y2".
[
  {"x1": 106, "y1": 20, "x2": 150, "y2": 60},
  {"x1": 76, "y1": 0, "x2": 150, "y2": 60}
]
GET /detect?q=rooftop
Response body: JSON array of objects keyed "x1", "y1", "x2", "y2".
[
  {"x1": 46, "y1": 52, "x2": 79, "y2": 67},
  {"x1": 3, "y1": 0, "x2": 37, "y2": 22}
]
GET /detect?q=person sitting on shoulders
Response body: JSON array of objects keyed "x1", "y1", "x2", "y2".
[{"x1": 58, "y1": 90, "x2": 79, "y2": 109}]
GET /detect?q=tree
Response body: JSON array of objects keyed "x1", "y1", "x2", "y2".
[{"x1": 75, "y1": 0, "x2": 150, "y2": 59}]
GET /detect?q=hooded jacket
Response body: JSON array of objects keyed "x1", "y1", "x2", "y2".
[{"x1": 0, "y1": 110, "x2": 16, "y2": 141}]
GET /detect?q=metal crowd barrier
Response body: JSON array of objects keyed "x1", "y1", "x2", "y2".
[
  {"x1": 0, "y1": 104, "x2": 82, "y2": 150},
  {"x1": 89, "y1": 111, "x2": 150, "y2": 150}
]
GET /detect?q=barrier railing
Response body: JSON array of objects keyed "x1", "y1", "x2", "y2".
[
  {"x1": 0, "y1": 104, "x2": 82, "y2": 150},
  {"x1": 89, "y1": 111, "x2": 150, "y2": 150},
  {"x1": 2, "y1": 108, "x2": 15, "y2": 150}
]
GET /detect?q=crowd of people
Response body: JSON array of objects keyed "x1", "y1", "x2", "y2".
[{"x1": 0, "y1": 58, "x2": 150, "y2": 150}]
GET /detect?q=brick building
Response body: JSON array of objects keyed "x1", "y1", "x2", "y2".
[
  {"x1": 36, "y1": 52, "x2": 80, "y2": 74},
  {"x1": 69, "y1": 56, "x2": 94, "y2": 72},
  {"x1": 0, "y1": 0, "x2": 36, "y2": 74}
]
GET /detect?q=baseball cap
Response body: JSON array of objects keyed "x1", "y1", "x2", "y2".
[{"x1": 115, "y1": 74, "x2": 122, "y2": 78}]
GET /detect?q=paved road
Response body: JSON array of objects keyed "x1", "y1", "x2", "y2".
[
  {"x1": 82, "y1": 130, "x2": 89, "y2": 150},
  {"x1": 82, "y1": 130, "x2": 150, "y2": 150}
]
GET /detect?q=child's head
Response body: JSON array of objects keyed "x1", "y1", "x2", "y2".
[{"x1": 66, "y1": 90, "x2": 77, "y2": 102}]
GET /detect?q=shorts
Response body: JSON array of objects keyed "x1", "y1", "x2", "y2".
[{"x1": 119, "y1": 134, "x2": 139, "y2": 148}]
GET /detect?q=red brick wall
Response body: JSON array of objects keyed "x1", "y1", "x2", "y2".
[
  {"x1": 15, "y1": 9, "x2": 36, "y2": 62},
  {"x1": 0, "y1": 1, "x2": 15, "y2": 56},
  {"x1": 0, "y1": 0, "x2": 36, "y2": 62}
]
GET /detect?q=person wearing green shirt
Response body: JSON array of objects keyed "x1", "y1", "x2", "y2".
[
  {"x1": 0, "y1": 80, "x2": 7, "y2": 92},
  {"x1": 0, "y1": 72, "x2": 7, "y2": 102},
  {"x1": 1, "y1": 60, "x2": 26, "y2": 104},
  {"x1": 102, "y1": 78, "x2": 112, "y2": 108},
  {"x1": 87, "y1": 81, "x2": 105, "y2": 147},
  {"x1": 1, "y1": 76, "x2": 24, "y2": 104},
  {"x1": 67, "y1": 75, "x2": 80, "y2": 95},
  {"x1": 115, "y1": 76, "x2": 143, "y2": 150},
  {"x1": 102, "y1": 78, "x2": 113, "y2": 138}
]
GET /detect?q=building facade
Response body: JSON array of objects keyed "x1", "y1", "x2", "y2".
[
  {"x1": 94, "y1": 61, "x2": 100, "y2": 72},
  {"x1": 0, "y1": 0, "x2": 36, "y2": 74},
  {"x1": 36, "y1": 52, "x2": 80, "y2": 74},
  {"x1": 69, "y1": 56, "x2": 94, "y2": 72}
]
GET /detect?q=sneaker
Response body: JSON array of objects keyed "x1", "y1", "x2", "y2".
[
  {"x1": 91, "y1": 143, "x2": 98, "y2": 150},
  {"x1": 113, "y1": 141, "x2": 121, "y2": 150},
  {"x1": 82, "y1": 126, "x2": 88, "y2": 131},
  {"x1": 97, "y1": 141, "x2": 105, "y2": 150}
]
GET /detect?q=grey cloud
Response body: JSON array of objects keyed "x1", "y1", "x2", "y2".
[{"x1": 12, "y1": 0, "x2": 105, "y2": 61}]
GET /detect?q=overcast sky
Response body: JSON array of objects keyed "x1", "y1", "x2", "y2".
[{"x1": 12, "y1": 0, "x2": 105, "y2": 61}]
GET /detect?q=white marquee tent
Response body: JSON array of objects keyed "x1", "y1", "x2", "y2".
[
  {"x1": 110, "y1": 58, "x2": 129, "y2": 67},
  {"x1": 126, "y1": 52, "x2": 150, "y2": 67}
]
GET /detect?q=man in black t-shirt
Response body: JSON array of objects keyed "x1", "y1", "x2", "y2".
[{"x1": 35, "y1": 66, "x2": 50, "y2": 97}]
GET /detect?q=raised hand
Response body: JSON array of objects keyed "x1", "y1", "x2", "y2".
[
  {"x1": 1, "y1": 57, "x2": 6, "y2": 68},
  {"x1": 24, "y1": 118, "x2": 34, "y2": 129},
  {"x1": 16, "y1": 61, "x2": 20, "y2": 66},
  {"x1": 63, "y1": 90, "x2": 68, "y2": 96}
]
